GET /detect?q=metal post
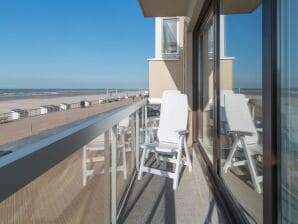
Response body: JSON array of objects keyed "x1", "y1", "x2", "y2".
[
  {"x1": 135, "y1": 110, "x2": 140, "y2": 170},
  {"x1": 82, "y1": 146, "x2": 87, "y2": 186},
  {"x1": 141, "y1": 106, "x2": 145, "y2": 144},
  {"x1": 104, "y1": 131, "x2": 111, "y2": 224},
  {"x1": 110, "y1": 125, "x2": 117, "y2": 224},
  {"x1": 145, "y1": 104, "x2": 148, "y2": 128},
  {"x1": 130, "y1": 114, "x2": 136, "y2": 169}
]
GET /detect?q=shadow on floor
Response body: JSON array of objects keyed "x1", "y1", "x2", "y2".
[
  {"x1": 119, "y1": 153, "x2": 225, "y2": 224},
  {"x1": 120, "y1": 157, "x2": 176, "y2": 224}
]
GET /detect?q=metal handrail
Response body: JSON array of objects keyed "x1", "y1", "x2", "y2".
[{"x1": 0, "y1": 98, "x2": 147, "y2": 202}]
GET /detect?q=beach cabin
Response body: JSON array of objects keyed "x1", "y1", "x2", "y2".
[
  {"x1": 10, "y1": 109, "x2": 29, "y2": 120},
  {"x1": 40, "y1": 105, "x2": 59, "y2": 115},
  {"x1": 29, "y1": 108, "x2": 42, "y2": 117},
  {"x1": 40, "y1": 106, "x2": 48, "y2": 115},
  {"x1": 80, "y1": 100, "x2": 91, "y2": 108},
  {"x1": 59, "y1": 103, "x2": 71, "y2": 111},
  {"x1": 0, "y1": 114, "x2": 10, "y2": 124}
]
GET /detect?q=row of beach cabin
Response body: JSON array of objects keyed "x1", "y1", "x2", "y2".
[{"x1": 0, "y1": 94, "x2": 145, "y2": 124}]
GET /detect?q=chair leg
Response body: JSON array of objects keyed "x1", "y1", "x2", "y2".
[
  {"x1": 82, "y1": 146, "x2": 88, "y2": 186},
  {"x1": 183, "y1": 138, "x2": 192, "y2": 172},
  {"x1": 173, "y1": 148, "x2": 182, "y2": 190},
  {"x1": 240, "y1": 137, "x2": 262, "y2": 194},
  {"x1": 223, "y1": 136, "x2": 240, "y2": 173},
  {"x1": 138, "y1": 148, "x2": 147, "y2": 180}
]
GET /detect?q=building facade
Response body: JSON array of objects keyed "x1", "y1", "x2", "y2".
[{"x1": 139, "y1": 0, "x2": 297, "y2": 223}]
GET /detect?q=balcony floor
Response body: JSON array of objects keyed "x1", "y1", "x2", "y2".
[{"x1": 120, "y1": 152, "x2": 226, "y2": 224}]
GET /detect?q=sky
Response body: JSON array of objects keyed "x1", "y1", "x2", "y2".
[
  {"x1": 224, "y1": 6, "x2": 262, "y2": 89},
  {"x1": 0, "y1": 0, "x2": 154, "y2": 89},
  {"x1": 0, "y1": 1, "x2": 264, "y2": 90}
]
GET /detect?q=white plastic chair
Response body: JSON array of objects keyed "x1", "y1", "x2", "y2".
[
  {"x1": 222, "y1": 93, "x2": 263, "y2": 194},
  {"x1": 138, "y1": 92, "x2": 192, "y2": 190}
]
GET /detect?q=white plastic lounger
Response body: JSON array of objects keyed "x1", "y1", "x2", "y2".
[
  {"x1": 138, "y1": 92, "x2": 192, "y2": 190},
  {"x1": 222, "y1": 94, "x2": 263, "y2": 194}
]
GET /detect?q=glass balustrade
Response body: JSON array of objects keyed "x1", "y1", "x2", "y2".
[{"x1": 0, "y1": 99, "x2": 147, "y2": 224}]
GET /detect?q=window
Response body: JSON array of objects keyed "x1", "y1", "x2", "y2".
[{"x1": 161, "y1": 18, "x2": 179, "y2": 56}]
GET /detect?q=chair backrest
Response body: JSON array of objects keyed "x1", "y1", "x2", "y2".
[
  {"x1": 224, "y1": 94, "x2": 258, "y2": 144},
  {"x1": 158, "y1": 92, "x2": 188, "y2": 144},
  {"x1": 159, "y1": 90, "x2": 181, "y2": 118},
  {"x1": 220, "y1": 90, "x2": 234, "y2": 107},
  {"x1": 220, "y1": 91, "x2": 249, "y2": 123}
]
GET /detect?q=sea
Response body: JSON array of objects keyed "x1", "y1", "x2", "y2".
[{"x1": 0, "y1": 89, "x2": 138, "y2": 101}]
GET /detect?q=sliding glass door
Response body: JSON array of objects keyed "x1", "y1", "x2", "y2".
[
  {"x1": 195, "y1": 1, "x2": 264, "y2": 223},
  {"x1": 194, "y1": 0, "x2": 298, "y2": 223},
  {"x1": 219, "y1": 2, "x2": 263, "y2": 223},
  {"x1": 277, "y1": 1, "x2": 298, "y2": 223}
]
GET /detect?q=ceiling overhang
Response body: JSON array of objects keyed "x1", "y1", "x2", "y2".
[
  {"x1": 138, "y1": 0, "x2": 190, "y2": 17},
  {"x1": 138, "y1": 0, "x2": 261, "y2": 18},
  {"x1": 221, "y1": 0, "x2": 262, "y2": 14}
]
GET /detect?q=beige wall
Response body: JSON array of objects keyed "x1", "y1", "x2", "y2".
[
  {"x1": 148, "y1": 16, "x2": 198, "y2": 143},
  {"x1": 148, "y1": 56, "x2": 193, "y2": 144},
  {"x1": 148, "y1": 17, "x2": 186, "y2": 98},
  {"x1": 220, "y1": 58, "x2": 233, "y2": 90},
  {"x1": 148, "y1": 59, "x2": 183, "y2": 98},
  {"x1": 148, "y1": 10, "x2": 233, "y2": 145},
  {"x1": 148, "y1": 17, "x2": 195, "y2": 144}
]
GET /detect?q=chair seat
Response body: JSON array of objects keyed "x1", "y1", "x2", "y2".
[{"x1": 141, "y1": 141, "x2": 179, "y2": 153}]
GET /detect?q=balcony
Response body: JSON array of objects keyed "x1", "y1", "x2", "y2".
[{"x1": 0, "y1": 98, "x2": 224, "y2": 224}]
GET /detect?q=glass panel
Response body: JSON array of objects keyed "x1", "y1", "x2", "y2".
[
  {"x1": 162, "y1": 18, "x2": 178, "y2": 54},
  {"x1": 219, "y1": 1, "x2": 263, "y2": 223},
  {"x1": 0, "y1": 106, "x2": 143, "y2": 223},
  {"x1": 0, "y1": 132, "x2": 112, "y2": 223},
  {"x1": 198, "y1": 12, "x2": 215, "y2": 162},
  {"x1": 277, "y1": 1, "x2": 298, "y2": 223},
  {"x1": 116, "y1": 115, "x2": 135, "y2": 208}
]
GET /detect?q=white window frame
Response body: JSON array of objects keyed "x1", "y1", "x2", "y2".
[{"x1": 160, "y1": 17, "x2": 179, "y2": 59}]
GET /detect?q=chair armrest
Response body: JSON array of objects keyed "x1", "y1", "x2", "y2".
[
  {"x1": 140, "y1": 127, "x2": 159, "y2": 132},
  {"x1": 148, "y1": 117, "x2": 160, "y2": 122},
  {"x1": 148, "y1": 98, "x2": 162, "y2": 105},
  {"x1": 256, "y1": 128, "x2": 263, "y2": 133},
  {"x1": 175, "y1": 130, "x2": 189, "y2": 136},
  {"x1": 227, "y1": 130, "x2": 253, "y2": 136}
]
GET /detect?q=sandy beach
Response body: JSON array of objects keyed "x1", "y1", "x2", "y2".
[
  {"x1": 0, "y1": 91, "x2": 140, "y2": 114},
  {"x1": 0, "y1": 96, "x2": 143, "y2": 145}
]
